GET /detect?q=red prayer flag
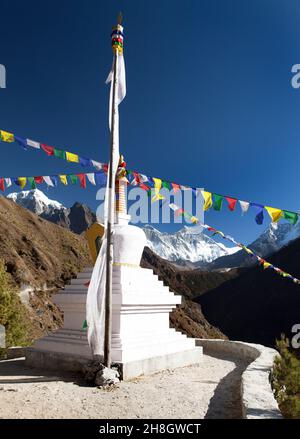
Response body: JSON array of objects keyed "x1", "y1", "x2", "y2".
[
  {"x1": 133, "y1": 172, "x2": 141, "y2": 184},
  {"x1": 225, "y1": 197, "x2": 237, "y2": 211},
  {"x1": 172, "y1": 183, "x2": 180, "y2": 193},
  {"x1": 140, "y1": 183, "x2": 150, "y2": 192},
  {"x1": 41, "y1": 144, "x2": 54, "y2": 156},
  {"x1": 103, "y1": 164, "x2": 108, "y2": 173},
  {"x1": 175, "y1": 207, "x2": 184, "y2": 216},
  {"x1": 34, "y1": 176, "x2": 44, "y2": 184},
  {"x1": 0, "y1": 178, "x2": 5, "y2": 192},
  {"x1": 77, "y1": 173, "x2": 86, "y2": 189}
]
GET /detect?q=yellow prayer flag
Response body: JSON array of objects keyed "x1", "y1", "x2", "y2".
[
  {"x1": 263, "y1": 262, "x2": 271, "y2": 270},
  {"x1": 18, "y1": 177, "x2": 27, "y2": 189},
  {"x1": 265, "y1": 206, "x2": 282, "y2": 223},
  {"x1": 201, "y1": 191, "x2": 213, "y2": 211},
  {"x1": 151, "y1": 193, "x2": 165, "y2": 203},
  {"x1": 59, "y1": 175, "x2": 68, "y2": 185},
  {"x1": 190, "y1": 216, "x2": 199, "y2": 224},
  {"x1": 66, "y1": 151, "x2": 79, "y2": 163},
  {"x1": 0, "y1": 130, "x2": 14, "y2": 142},
  {"x1": 152, "y1": 177, "x2": 162, "y2": 192}
]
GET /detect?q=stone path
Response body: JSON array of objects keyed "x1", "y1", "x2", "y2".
[{"x1": 0, "y1": 352, "x2": 248, "y2": 419}]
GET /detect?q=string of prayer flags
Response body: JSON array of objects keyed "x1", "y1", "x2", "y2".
[
  {"x1": 1, "y1": 128, "x2": 106, "y2": 171},
  {"x1": 3, "y1": 127, "x2": 300, "y2": 228},
  {"x1": 169, "y1": 202, "x2": 300, "y2": 286},
  {"x1": 0, "y1": 171, "x2": 107, "y2": 192}
]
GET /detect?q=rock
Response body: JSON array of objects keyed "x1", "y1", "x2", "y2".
[{"x1": 95, "y1": 367, "x2": 120, "y2": 387}]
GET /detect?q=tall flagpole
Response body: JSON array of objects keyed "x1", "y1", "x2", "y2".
[{"x1": 104, "y1": 14, "x2": 121, "y2": 368}]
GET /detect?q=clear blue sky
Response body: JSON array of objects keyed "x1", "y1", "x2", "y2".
[{"x1": 0, "y1": 0, "x2": 300, "y2": 244}]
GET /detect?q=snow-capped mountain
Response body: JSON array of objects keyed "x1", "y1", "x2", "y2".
[
  {"x1": 207, "y1": 220, "x2": 300, "y2": 270},
  {"x1": 7, "y1": 189, "x2": 66, "y2": 215},
  {"x1": 143, "y1": 224, "x2": 240, "y2": 265},
  {"x1": 6, "y1": 189, "x2": 96, "y2": 234}
]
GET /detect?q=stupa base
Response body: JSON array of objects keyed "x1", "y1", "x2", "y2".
[{"x1": 25, "y1": 346, "x2": 202, "y2": 380}]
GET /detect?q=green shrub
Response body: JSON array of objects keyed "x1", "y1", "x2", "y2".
[
  {"x1": 272, "y1": 335, "x2": 300, "y2": 418},
  {"x1": 0, "y1": 259, "x2": 31, "y2": 354}
]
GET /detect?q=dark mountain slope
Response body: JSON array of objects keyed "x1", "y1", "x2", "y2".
[
  {"x1": 198, "y1": 236, "x2": 300, "y2": 347},
  {"x1": 141, "y1": 247, "x2": 241, "y2": 339}
]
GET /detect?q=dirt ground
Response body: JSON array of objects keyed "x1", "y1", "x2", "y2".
[{"x1": 0, "y1": 352, "x2": 248, "y2": 419}]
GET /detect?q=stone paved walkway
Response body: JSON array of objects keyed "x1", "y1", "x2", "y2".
[{"x1": 0, "y1": 352, "x2": 248, "y2": 419}]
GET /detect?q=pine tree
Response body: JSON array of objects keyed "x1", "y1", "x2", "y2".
[
  {"x1": 0, "y1": 259, "x2": 31, "y2": 355},
  {"x1": 272, "y1": 335, "x2": 300, "y2": 418}
]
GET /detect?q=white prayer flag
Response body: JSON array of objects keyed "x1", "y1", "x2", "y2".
[
  {"x1": 239, "y1": 200, "x2": 250, "y2": 215},
  {"x1": 26, "y1": 139, "x2": 40, "y2": 149},
  {"x1": 86, "y1": 173, "x2": 96, "y2": 185},
  {"x1": 43, "y1": 176, "x2": 54, "y2": 187}
]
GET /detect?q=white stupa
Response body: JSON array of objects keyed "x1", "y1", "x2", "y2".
[{"x1": 26, "y1": 177, "x2": 202, "y2": 379}]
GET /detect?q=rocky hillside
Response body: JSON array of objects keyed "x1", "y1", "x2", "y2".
[
  {"x1": 7, "y1": 189, "x2": 96, "y2": 234},
  {"x1": 198, "y1": 236, "x2": 300, "y2": 347},
  {"x1": 0, "y1": 196, "x2": 91, "y2": 338},
  {"x1": 141, "y1": 247, "x2": 239, "y2": 339}
]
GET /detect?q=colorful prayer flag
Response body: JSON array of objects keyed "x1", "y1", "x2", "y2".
[
  {"x1": 225, "y1": 197, "x2": 237, "y2": 211},
  {"x1": 34, "y1": 176, "x2": 44, "y2": 184},
  {"x1": 66, "y1": 152, "x2": 79, "y2": 163},
  {"x1": 86, "y1": 173, "x2": 96, "y2": 185},
  {"x1": 18, "y1": 177, "x2": 27, "y2": 189},
  {"x1": 239, "y1": 200, "x2": 250, "y2": 215},
  {"x1": 28, "y1": 177, "x2": 36, "y2": 189},
  {"x1": 79, "y1": 156, "x2": 92, "y2": 167},
  {"x1": 41, "y1": 144, "x2": 54, "y2": 156},
  {"x1": 26, "y1": 139, "x2": 40, "y2": 149},
  {"x1": 69, "y1": 174, "x2": 78, "y2": 185},
  {"x1": 213, "y1": 194, "x2": 223, "y2": 211},
  {"x1": 15, "y1": 135, "x2": 27, "y2": 150},
  {"x1": 43, "y1": 176, "x2": 54, "y2": 187},
  {"x1": 4, "y1": 178, "x2": 12, "y2": 188},
  {"x1": 201, "y1": 191, "x2": 213, "y2": 211},
  {"x1": 59, "y1": 175, "x2": 68, "y2": 185},
  {"x1": 283, "y1": 210, "x2": 298, "y2": 225},
  {"x1": 0, "y1": 130, "x2": 14, "y2": 142},
  {"x1": 54, "y1": 148, "x2": 66, "y2": 160},
  {"x1": 265, "y1": 206, "x2": 283, "y2": 223},
  {"x1": 250, "y1": 202, "x2": 264, "y2": 225},
  {"x1": 77, "y1": 173, "x2": 87, "y2": 189},
  {"x1": 0, "y1": 178, "x2": 4, "y2": 192}
]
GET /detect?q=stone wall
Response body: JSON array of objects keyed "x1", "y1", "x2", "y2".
[{"x1": 196, "y1": 339, "x2": 282, "y2": 419}]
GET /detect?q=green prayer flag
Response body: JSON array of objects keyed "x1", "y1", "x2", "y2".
[
  {"x1": 283, "y1": 210, "x2": 298, "y2": 225},
  {"x1": 82, "y1": 319, "x2": 87, "y2": 329},
  {"x1": 28, "y1": 177, "x2": 36, "y2": 189},
  {"x1": 54, "y1": 148, "x2": 66, "y2": 160},
  {"x1": 213, "y1": 194, "x2": 223, "y2": 211},
  {"x1": 162, "y1": 181, "x2": 171, "y2": 190},
  {"x1": 70, "y1": 174, "x2": 78, "y2": 185}
]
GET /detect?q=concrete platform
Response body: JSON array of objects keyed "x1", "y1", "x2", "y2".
[{"x1": 25, "y1": 346, "x2": 203, "y2": 380}]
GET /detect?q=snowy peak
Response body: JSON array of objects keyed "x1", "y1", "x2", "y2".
[
  {"x1": 143, "y1": 225, "x2": 240, "y2": 265},
  {"x1": 7, "y1": 189, "x2": 66, "y2": 215}
]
